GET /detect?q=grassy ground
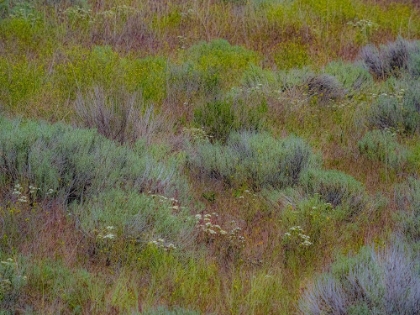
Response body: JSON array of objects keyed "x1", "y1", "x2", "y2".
[{"x1": 1, "y1": 0, "x2": 420, "y2": 314}]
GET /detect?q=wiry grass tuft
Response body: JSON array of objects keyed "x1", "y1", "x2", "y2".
[{"x1": 75, "y1": 87, "x2": 164, "y2": 145}]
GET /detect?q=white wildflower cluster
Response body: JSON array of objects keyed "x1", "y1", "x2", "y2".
[
  {"x1": 196, "y1": 213, "x2": 227, "y2": 236},
  {"x1": 150, "y1": 194, "x2": 182, "y2": 212},
  {"x1": 371, "y1": 89, "x2": 405, "y2": 100},
  {"x1": 196, "y1": 214, "x2": 245, "y2": 247},
  {"x1": 148, "y1": 238, "x2": 177, "y2": 251},
  {"x1": 96, "y1": 5, "x2": 138, "y2": 20},
  {"x1": 96, "y1": 226, "x2": 117, "y2": 240},
  {"x1": 63, "y1": 6, "x2": 92, "y2": 21},
  {"x1": 183, "y1": 127, "x2": 212, "y2": 143},
  {"x1": 347, "y1": 19, "x2": 378, "y2": 30},
  {"x1": 229, "y1": 225, "x2": 245, "y2": 248},
  {"x1": 284, "y1": 226, "x2": 312, "y2": 247},
  {"x1": 12, "y1": 183, "x2": 27, "y2": 203},
  {"x1": 12, "y1": 183, "x2": 54, "y2": 204}
]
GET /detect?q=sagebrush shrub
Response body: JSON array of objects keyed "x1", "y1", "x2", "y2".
[
  {"x1": 306, "y1": 74, "x2": 345, "y2": 104},
  {"x1": 300, "y1": 169, "x2": 366, "y2": 217},
  {"x1": 0, "y1": 117, "x2": 185, "y2": 204},
  {"x1": 395, "y1": 178, "x2": 420, "y2": 241},
  {"x1": 323, "y1": 61, "x2": 373, "y2": 91},
  {"x1": 277, "y1": 67, "x2": 314, "y2": 92},
  {"x1": 360, "y1": 38, "x2": 419, "y2": 79},
  {"x1": 367, "y1": 93, "x2": 420, "y2": 133},
  {"x1": 188, "y1": 131, "x2": 315, "y2": 189},
  {"x1": 358, "y1": 129, "x2": 408, "y2": 170},
  {"x1": 299, "y1": 243, "x2": 420, "y2": 315},
  {"x1": 408, "y1": 48, "x2": 420, "y2": 78}
]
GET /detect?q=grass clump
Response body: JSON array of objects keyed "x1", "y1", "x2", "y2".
[
  {"x1": 358, "y1": 129, "x2": 408, "y2": 170},
  {"x1": 188, "y1": 131, "x2": 315, "y2": 189},
  {"x1": 299, "y1": 242, "x2": 420, "y2": 315}
]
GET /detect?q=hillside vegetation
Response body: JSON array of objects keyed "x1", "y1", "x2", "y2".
[{"x1": 1, "y1": 0, "x2": 420, "y2": 314}]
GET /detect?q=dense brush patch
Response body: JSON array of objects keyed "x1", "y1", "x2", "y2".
[{"x1": 2, "y1": 0, "x2": 420, "y2": 313}]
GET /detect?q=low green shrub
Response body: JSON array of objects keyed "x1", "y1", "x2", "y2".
[
  {"x1": 300, "y1": 169, "x2": 366, "y2": 217},
  {"x1": 0, "y1": 58, "x2": 45, "y2": 111},
  {"x1": 282, "y1": 195, "x2": 342, "y2": 246},
  {"x1": 273, "y1": 41, "x2": 311, "y2": 70},
  {"x1": 123, "y1": 56, "x2": 168, "y2": 102},
  {"x1": 280, "y1": 195, "x2": 339, "y2": 267},
  {"x1": 408, "y1": 47, "x2": 420, "y2": 79},
  {"x1": 358, "y1": 129, "x2": 408, "y2": 170},
  {"x1": 188, "y1": 131, "x2": 315, "y2": 189},
  {"x1": 299, "y1": 242, "x2": 420, "y2": 315},
  {"x1": 193, "y1": 98, "x2": 267, "y2": 142}
]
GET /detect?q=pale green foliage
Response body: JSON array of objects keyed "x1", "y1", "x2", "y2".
[{"x1": 27, "y1": 259, "x2": 104, "y2": 314}]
